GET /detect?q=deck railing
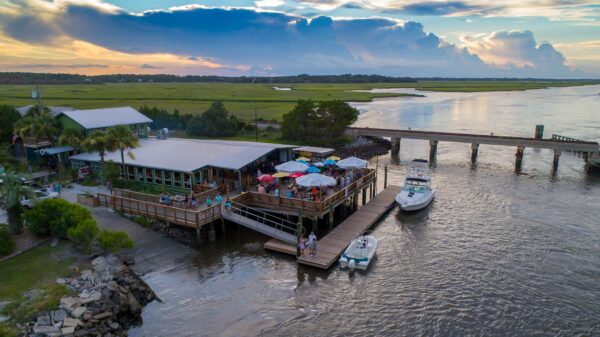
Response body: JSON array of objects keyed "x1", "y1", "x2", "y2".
[
  {"x1": 97, "y1": 193, "x2": 221, "y2": 228},
  {"x1": 227, "y1": 201, "x2": 298, "y2": 236}
]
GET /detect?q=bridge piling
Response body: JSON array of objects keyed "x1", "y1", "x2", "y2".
[
  {"x1": 429, "y1": 140, "x2": 438, "y2": 165},
  {"x1": 471, "y1": 143, "x2": 479, "y2": 165},
  {"x1": 553, "y1": 149, "x2": 562, "y2": 172},
  {"x1": 391, "y1": 137, "x2": 401, "y2": 156},
  {"x1": 515, "y1": 146, "x2": 525, "y2": 172}
]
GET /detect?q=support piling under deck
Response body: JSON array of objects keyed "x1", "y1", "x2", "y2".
[{"x1": 264, "y1": 185, "x2": 400, "y2": 269}]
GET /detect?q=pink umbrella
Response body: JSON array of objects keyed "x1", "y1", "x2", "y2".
[
  {"x1": 257, "y1": 174, "x2": 275, "y2": 182},
  {"x1": 288, "y1": 172, "x2": 305, "y2": 178}
]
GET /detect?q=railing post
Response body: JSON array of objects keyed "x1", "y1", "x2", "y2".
[{"x1": 296, "y1": 208, "x2": 302, "y2": 258}]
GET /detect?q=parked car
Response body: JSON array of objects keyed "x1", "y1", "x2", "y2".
[{"x1": 20, "y1": 189, "x2": 59, "y2": 208}]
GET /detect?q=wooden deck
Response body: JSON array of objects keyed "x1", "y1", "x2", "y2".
[{"x1": 265, "y1": 185, "x2": 400, "y2": 269}]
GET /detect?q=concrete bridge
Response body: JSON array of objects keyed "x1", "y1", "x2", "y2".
[{"x1": 345, "y1": 127, "x2": 600, "y2": 173}]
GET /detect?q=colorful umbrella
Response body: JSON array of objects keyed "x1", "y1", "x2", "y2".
[
  {"x1": 275, "y1": 160, "x2": 310, "y2": 173},
  {"x1": 257, "y1": 174, "x2": 274, "y2": 182},
  {"x1": 313, "y1": 162, "x2": 325, "y2": 167},
  {"x1": 295, "y1": 156, "x2": 311, "y2": 162},
  {"x1": 306, "y1": 166, "x2": 321, "y2": 173},
  {"x1": 296, "y1": 160, "x2": 310, "y2": 166},
  {"x1": 295, "y1": 173, "x2": 337, "y2": 187},
  {"x1": 337, "y1": 156, "x2": 368, "y2": 169},
  {"x1": 272, "y1": 172, "x2": 289, "y2": 178},
  {"x1": 324, "y1": 159, "x2": 337, "y2": 166},
  {"x1": 327, "y1": 156, "x2": 341, "y2": 161},
  {"x1": 288, "y1": 172, "x2": 305, "y2": 178}
]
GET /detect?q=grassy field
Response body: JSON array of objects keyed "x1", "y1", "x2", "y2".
[{"x1": 0, "y1": 80, "x2": 596, "y2": 121}]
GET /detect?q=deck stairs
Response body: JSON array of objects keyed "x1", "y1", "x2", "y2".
[{"x1": 222, "y1": 202, "x2": 298, "y2": 245}]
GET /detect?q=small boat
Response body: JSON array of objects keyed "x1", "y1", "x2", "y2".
[
  {"x1": 339, "y1": 235, "x2": 377, "y2": 270},
  {"x1": 396, "y1": 159, "x2": 435, "y2": 211}
]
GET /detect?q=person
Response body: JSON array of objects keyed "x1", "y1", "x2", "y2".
[
  {"x1": 159, "y1": 192, "x2": 165, "y2": 204},
  {"x1": 52, "y1": 181, "x2": 62, "y2": 195},
  {"x1": 206, "y1": 196, "x2": 212, "y2": 206},
  {"x1": 292, "y1": 185, "x2": 298, "y2": 197},
  {"x1": 164, "y1": 193, "x2": 171, "y2": 206},
  {"x1": 224, "y1": 197, "x2": 232, "y2": 212},
  {"x1": 285, "y1": 189, "x2": 293, "y2": 198},
  {"x1": 258, "y1": 184, "x2": 266, "y2": 194},
  {"x1": 345, "y1": 175, "x2": 351, "y2": 187},
  {"x1": 106, "y1": 180, "x2": 113, "y2": 195},
  {"x1": 209, "y1": 179, "x2": 217, "y2": 188},
  {"x1": 191, "y1": 194, "x2": 197, "y2": 208},
  {"x1": 311, "y1": 187, "x2": 318, "y2": 200},
  {"x1": 299, "y1": 235, "x2": 307, "y2": 256},
  {"x1": 308, "y1": 231, "x2": 317, "y2": 257},
  {"x1": 274, "y1": 186, "x2": 280, "y2": 197},
  {"x1": 215, "y1": 193, "x2": 223, "y2": 204}
]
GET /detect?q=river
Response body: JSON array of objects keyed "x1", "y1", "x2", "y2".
[{"x1": 130, "y1": 85, "x2": 600, "y2": 337}]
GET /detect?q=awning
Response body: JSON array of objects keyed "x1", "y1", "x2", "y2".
[{"x1": 36, "y1": 146, "x2": 74, "y2": 156}]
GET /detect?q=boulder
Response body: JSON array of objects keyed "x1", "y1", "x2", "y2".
[
  {"x1": 63, "y1": 317, "x2": 83, "y2": 327},
  {"x1": 109, "y1": 322, "x2": 119, "y2": 330},
  {"x1": 51, "y1": 309, "x2": 67, "y2": 322},
  {"x1": 71, "y1": 307, "x2": 87, "y2": 319},
  {"x1": 60, "y1": 297, "x2": 79, "y2": 311},
  {"x1": 56, "y1": 278, "x2": 67, "y2": 285},
  {"x1": 80, "y1": 291, "x2": 102, "y2": 304},
  {"x1": 62, "y1": 326, "x2": 76, "y2": 335},
  {"x1": 36, "y1": 314, "x2": 52, "y2": 326},
  {"x1": 33, "y1": 325, "x2": 60, "y2": 334},
  {"x1": 92, "y1": 312, "x2": 112, "y2": 320}
]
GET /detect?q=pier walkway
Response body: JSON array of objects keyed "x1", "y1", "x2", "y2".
[{"x1": 265, "y1": 185, "x2": 400, "y2": 269}]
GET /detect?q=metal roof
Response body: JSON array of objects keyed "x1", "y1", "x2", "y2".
[
  {"x1": 293, "y1": 146, "x2": 335, "y2": 155},
  {"x1": 36, "y1": 146, "x2": 74, "y2": 156},
  {"x1": 17, "y1": 105, "x2": 74, "y2": 117},
  {"x1": 70, "y1": 138, "x2": 295, "y2": 172},
  {"x1": 57, "y1": 107, "x2": 152, "y2": 129}
]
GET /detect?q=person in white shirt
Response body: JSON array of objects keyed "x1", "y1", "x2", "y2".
[{"x1": 308, "y1": 231, "x2": 317, "y2": 256}]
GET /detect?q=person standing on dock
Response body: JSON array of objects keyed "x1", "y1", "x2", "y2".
[{"x1": 308, "y1": 231, "x2": 317, "y2": 257}]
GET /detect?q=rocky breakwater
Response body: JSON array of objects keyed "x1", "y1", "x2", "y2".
[{"x1": 28, "y1": 256, "x2": 156, "y2": 337}]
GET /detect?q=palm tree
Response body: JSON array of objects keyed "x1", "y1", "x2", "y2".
[
  {"x1": 0, "y1": 172, "x2": 34, "y2": 234},
  {"x1": 58, "y1": 126, "x2": 84, "y2": 151},
  {"x1": 107, "y1": 125, "x2": 139, "y2": 170},
  {"x1": 13, "y1": 114, "x2": 37, "y2": 144},
  {"x1": 82, "y1": 130, "x2": 113, "y2": 162},
  {"x1": 13, "y1": 111, "x2": 59, "y2": 146}
]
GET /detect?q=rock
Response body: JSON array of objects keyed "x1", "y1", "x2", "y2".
[
  {"x1": 80, "y1": 291, "x2": 102, "y2": 304},
  {"x1": 122, "y1": 256, "x2": 135, "y2": 266},
  {"x1": 56, "y1": 278, "x2": 67, "y2": 285},
  {"x1": 33, "y1": 325, "x2": 60, "y2": 334},
  {"x1": 128, "y1": 293, "x2": 141, "y2": 314},
  {"x1": 109, "y1": 322, "x2": 119, "y2": 330},
  {"x1": 63, "y1": 317, "x2": 83, "y2": 327},
  {"x1": 104, "y1": 333, "x2": 112, "y2": 337},
  {"x1": 92, "y1": 312, "x2": 112, "y2": 320},
  {"x1": 83, "y1": 313, "x2": 93, "y2": 321},
  {"x1": 36, "y1": 314, "x2": 52, "y2": 326},
  {"x1": 71, "y1": 307, "x2": 87, "y2": 318},
  {"x1": 62, "y1": 326, "x2": 76, "y2": 335},
  {"x1": 74, "y1": 328, "x2": 89, "y2": 337},
  {"x1": 61, "y1": 297, "x2": 79, "y2": 311},
  {"x1": 51, "y1": 237, "x2": 59, "y2": 247},
  {"x1": 51, "y1": 309, "x2": 67, "y2": 322}
]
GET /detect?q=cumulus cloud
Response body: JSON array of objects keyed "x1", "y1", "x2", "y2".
[{"x1": 0, "y1": 0, "x2": 590, "y2": 77}]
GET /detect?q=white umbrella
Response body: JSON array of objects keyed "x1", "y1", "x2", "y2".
[
  {"x1": 337, "y1": 156, "x2": 368, "y2": 169},
  {"x1": 295, "y1": 173, "x2": 337, "y2": 187},
  {"x1": 275, "y1": 160, "x2": 310, "y2": 173}
]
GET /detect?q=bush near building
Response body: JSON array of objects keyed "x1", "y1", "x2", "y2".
[{"x1": 0, "y1": 225, "x2": 15, "y2": 255}]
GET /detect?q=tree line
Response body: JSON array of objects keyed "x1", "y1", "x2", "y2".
[{"x1": 0, "y1": 72, "x2": 417, "y2": 85}]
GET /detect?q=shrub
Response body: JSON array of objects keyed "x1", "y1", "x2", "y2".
[
  {"x1": 100, "y1": 161, "x2": 121, "y2": 184},
  {"x1": 67, "y1": 219, "x2": 99, "y2": 254},
  {"x1": 26, "y1": 199, "x2": 94, "y2": 238},
  {"x1": 98, "y1": 229, "x2": 133, "y2": 254},
  {"x1": 0, "y1": 226, "x2": 15, "y2": 256}
]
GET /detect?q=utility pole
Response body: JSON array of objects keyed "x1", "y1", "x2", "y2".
[{"x1": 254, "y1": 108, "x2": 258, "y2": 142}]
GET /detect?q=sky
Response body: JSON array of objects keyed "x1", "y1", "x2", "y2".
[{"x1": 0, "y1": 0, "x2": 598, "y2": 78}]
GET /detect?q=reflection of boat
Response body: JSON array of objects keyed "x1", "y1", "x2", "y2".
[
  {"x1": 396, "y1": 159, "x2": 435, "y2": 211},
  {"x1": 339, "y1": 235, "x2": 377, "y2": 270}
]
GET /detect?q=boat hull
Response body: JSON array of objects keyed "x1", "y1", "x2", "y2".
[
  {"x1": 396, "y1": 190, "x2": 435, "y2": 211},
  {"x1": 339, "y1": 235, "x2": 377, "y2": 270}
]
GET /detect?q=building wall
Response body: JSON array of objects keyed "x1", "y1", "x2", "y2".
[{"x1": 57, "y1": 115, "x2": 85, "y2": 133}]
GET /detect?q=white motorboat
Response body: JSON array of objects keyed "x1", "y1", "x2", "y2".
[
  {"x1": 339, "y1": 235, "x2": 377, "y2": 270},
  {"x1": 396, "y1": 159, "x2": 435, "y2": 211}
]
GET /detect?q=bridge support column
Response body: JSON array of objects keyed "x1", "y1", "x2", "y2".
[
  {"x1": 328, "y1": 207, "x2": 334, "y2": 231},
  {"x1": 515, "y1": 146, "x2": 525, "y2": 173},
  {"x1": 353, "y1": 191, "x2": 359, "y2": 211},
  {"x1": 362, "y1": 188, "x2": 367, "y2": 205},
  {"x1": 384, "y1": 165, "x2": 388, "y2": 188},
  {"x1": 296, "y1": 209, "x2": 303, "y2": 257},
  {"x1": 208, "y1": 223, "x2": 216, "y2": 241},
  {"x1": 391, "y1": 137, "x2": 401, "y2": 156},
  {"x1": 471, "y1": 143, "x2": 479, "y2": 165},
  {"x1": 429, "y1": 140, "x2": 438, "y2": 165},
  {"x1": 552, "y1": 149, "x2": 562, "y2": 172},
  {"x1": 583, "y1": 152, "x2": 591, "y2": 173}
]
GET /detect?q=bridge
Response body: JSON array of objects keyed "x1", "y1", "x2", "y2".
[{"x1": 346, "y1": 127, "x2": 600, "y2": 173}]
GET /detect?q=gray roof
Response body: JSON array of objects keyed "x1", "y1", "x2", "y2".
[
  {"x1": 17, "y1": 105, "x2": 74, "y2": 117},
  {"x1": 36, "y1": 146, "x2": 74, "y2": 156},
  {"x1": 70, "y1": 138, "x2": 295, "y2": 172},
  {"x1": 293, "y1": 146, "x2": 335, "y2": 155},
  {"x1": 57, "y1": 107, "x2": 152, "y2": 130}
]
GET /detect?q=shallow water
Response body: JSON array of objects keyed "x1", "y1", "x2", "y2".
[{"x1": 130, "y1": 85, "x2": 600, "y2": 337}]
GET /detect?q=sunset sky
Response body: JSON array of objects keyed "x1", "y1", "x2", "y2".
[{"x1": 0, "y1": 0, "x2": 598, "y2": 77}]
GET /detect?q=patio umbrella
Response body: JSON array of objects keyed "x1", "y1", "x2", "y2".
[
  {"x1": 275, "y1": 160, "x2": 309, "y2": 173},
  {"x1": 296, "y1": 159, "x2": 310, "y2": 166},
  {"x1": 337, "y1": 156, "x2": 368, "y2": 169},
  {"x1": 295, "y1": 156, "x2": 311, "y2": 162},
  {"x1": 327, "y1": 156, "x2": 341, "y2": 161},
  {"x1": 288, "y1": 172, "x2": 305, "y2": 178},
  {"x1": 295, "y1": 173, "x2": 337, "y2": 187},
  {"x1": 272, "y1": 172, "x2": 289, "y2": 178},
  {"x1": 324, "y1": 159, "x2": 337, "y2": 166},
  {"x1": 306, "y1": 166, "x2": 321, "y2": 173},
  {"x1": 313, "y1": 162, "x2": 325, "y2": 167},
  {"x1": 257, "y1": 174, "x2": 275, "y2": 182}
]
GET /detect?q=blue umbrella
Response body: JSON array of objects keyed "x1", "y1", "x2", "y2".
[
  {"x1": 306, "y1": 166, "x2": 320, "y2": 173},
  {"x1": 296, "y1": 160, "x2": 310, "y2": 166},
  {"x1": 324, "y1": 159, "x2": 337, "y2": 166}
]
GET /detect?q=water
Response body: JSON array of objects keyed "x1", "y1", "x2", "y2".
[{"x1": 130, "y1": 85, "x2": 600, "y2": 337}]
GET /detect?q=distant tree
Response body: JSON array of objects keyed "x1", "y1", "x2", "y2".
[
  {"x1": 186, "y1": 101, "x2": 239, "y2": 137},
  {"x1": 107, "y1": 125, "x2": 139, "y2": 169},
  {"x1": 58, "y1": 126, "x2": 84, "y2": 151},
  {"x1": 281, "y1": 100, "x2": 358, "y2": 145},
  {"x1": 0, "y1": 143, "x2": 19, "y2": 170},
  {"x1": 0, "y1": 105, "x2": 20, "y2": 143},
  {"x1": 26, "y1": 198, "x2": 92, "y2": 238},
  {"x1": 82, "y1": 130, "x2": 113, "y2": 162},
  {"x1": 25, "y1": 105, "x2": 50, "y2": 116},
  {"x1": 0, "y1": 172, "x2": 34, "y2": 234}
]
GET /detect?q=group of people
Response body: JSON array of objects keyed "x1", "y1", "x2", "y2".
[{"x1": 299, "y1": 231, "x2": 318, "y2": 257}]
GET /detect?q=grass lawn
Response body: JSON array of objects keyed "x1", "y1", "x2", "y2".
[
  {"x1": 0, "y1": 240, "x2": 76, "y2": 300},
  {"x1": 1, "y1": 80, "x2": 596, "y2": 121}
]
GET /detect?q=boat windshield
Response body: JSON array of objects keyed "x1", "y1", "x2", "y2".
[{"x1": 403, "y1": 179, "x2": 430, "y2": 192}]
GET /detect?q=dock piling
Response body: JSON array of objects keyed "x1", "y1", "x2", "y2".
[
  {"x1": 553, "y1": 149, "x2": 562, "y2": 172},
  {"x1": 515, "y1": 146, "x2": 525, "y2": 172},
  {"x1": 471, "y1": 143, "x2": 479, "y2": 165},
  {"x1": 391, "y1": 137, "x2": 401, "y2": 156},
  {"x1": 208, "y1": 223, "x2": 216, "y2": 241},
  {"x1": 429, "y1": 140, "x2": 438, "y2": 165},
  {"x1": 384, "y1": 165, "x2": 388, "y2": 188}
]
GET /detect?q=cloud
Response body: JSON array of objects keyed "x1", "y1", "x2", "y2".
[
  {"x1": 255, "y1": 0, "x2": 286, "y2": 7},
  {"x1": 0, "y1": 1, "x2": 593, "y2": 77},
  {"x1": 3, "y1": 63, "x2": 109, "y2": 69}
]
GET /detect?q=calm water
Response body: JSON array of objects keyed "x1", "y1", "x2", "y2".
[{"x1": 130, "y1": 85, "x2": 600, "y2": 337}]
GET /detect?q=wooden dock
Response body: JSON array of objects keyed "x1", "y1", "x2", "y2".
[{"x1": 265, "y1": 185, "x2": 400, "y2": 269}]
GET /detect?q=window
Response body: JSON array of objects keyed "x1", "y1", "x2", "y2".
[
  {"x1": 193, "y1": 171, "x2": 201, "y2": 186},
  {"x1": 155, "y1": 170, "x2": 162, "y2": 184},
  {"x1": 173, "y1": 172, "x2": 182, "y2": 188},
  {"x1": 164, "y1": 171, "x2": 172, "y2": 185},
  {"x1": 184, "y1": 173, "x2": 191, "y2": 189},
  {"x1": 145, "y1": 168, "x2": 153, "y2": 183},
  {"x1": 137, "y1": 167, "x2": 144, "y2": 182},
  {"x1": 127, "y1": 166, "x2": 135, "y2": 180}
]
